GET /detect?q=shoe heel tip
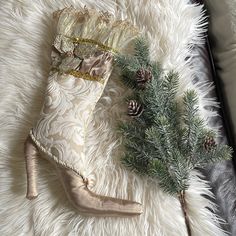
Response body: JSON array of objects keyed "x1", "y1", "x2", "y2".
[
  {"x1": 135, "y1": 203, "x2": 143, "y2": 215},
  {"x1": 26, "y1": 194, "x2": 38, "y2": 200}
]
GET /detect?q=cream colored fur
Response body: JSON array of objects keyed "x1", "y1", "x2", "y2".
[{"x1": 0, "y1": 0, "x2": 227, "y2": 235}]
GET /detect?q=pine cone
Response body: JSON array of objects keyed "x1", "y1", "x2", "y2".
[
  {"x1": 128, "y1": 100, "x2": 143, "y2": 117},
  {"x1": 136, "y1": 68, "x2": 152, "y2": 88},
  {"x1": 204, "y1": 136, "x2": 216, "y2": 151}
]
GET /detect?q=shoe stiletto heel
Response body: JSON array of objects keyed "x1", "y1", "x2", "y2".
[
  {"x1": 24, "y1": 135, "x2": 142, "y2": 216},
  {"x1": 24, "y1": 136, "x2": 39, "y2": 200}
]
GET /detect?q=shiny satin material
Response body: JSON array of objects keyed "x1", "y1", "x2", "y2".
[
  {"x1": 79, "y1": 51, "x2": 113, "y2": 82},
  {"x1": 24, "y1": 136, "x2": 38, "y2": 199},
  {"x1": 24, "y1": 136, "x2": 142, "y2": 216},
  {"x1": 56, "y1": 166, "x2": 143, "y2": 216}
]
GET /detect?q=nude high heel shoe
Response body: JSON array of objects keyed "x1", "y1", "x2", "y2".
[
  {"x1": 24, "y1": 7, "x2": 142, "y2": 217},
  {"x1": 24, "y1": 136, "x2": 142, "y2": 216}
]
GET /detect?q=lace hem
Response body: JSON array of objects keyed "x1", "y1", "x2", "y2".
[{"x1": 52, "y1": 6, "x2": 139, "y2": 53}]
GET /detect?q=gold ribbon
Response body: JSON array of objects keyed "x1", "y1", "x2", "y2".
[
  {"x1": 66, "y1": 70, "x2": 104, "y2": 84},
  {"x1": 52, "y1": 68, "x2": 104, "y2": 84},
  {"x1": 68, "y1": 36, "x2": 118, "y2": 54}
]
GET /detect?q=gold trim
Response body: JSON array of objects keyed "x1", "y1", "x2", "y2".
[
  {"x1": 69, "y1": 36, "x2": 118, "y2": 54},
  {"x1": 52, "y1": 68, "x2": 104, "y2": 84},
  {"x1": 66, "y1": 70, "x2": 104, "y2": 84}
]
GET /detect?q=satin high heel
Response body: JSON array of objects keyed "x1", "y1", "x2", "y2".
[
  {"x1": 24, "y1": 136, "x2": 142, "y2": 216},
  {"x1": 24, "y1": 136, "x2": 39, "y2": 200}
]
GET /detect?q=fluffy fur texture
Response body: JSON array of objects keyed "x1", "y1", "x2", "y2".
[
  {"x1": 191, "y1": 42, "x2": 236, "y2": 235},
  {"x1": 205, "y1": 161, "x2": 236, "y2": 235},
  {"x1": 0, "y1": 0, "x2": 228, "y2": 235}
]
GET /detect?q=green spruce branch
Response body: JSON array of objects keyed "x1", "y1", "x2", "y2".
[{"x1": 116, "y1": 37, "x2": 232, "y2": 236}]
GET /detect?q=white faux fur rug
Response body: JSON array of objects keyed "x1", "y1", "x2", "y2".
[{"x1": 0, "y1": 0, "x2": 227, "y2": 235}]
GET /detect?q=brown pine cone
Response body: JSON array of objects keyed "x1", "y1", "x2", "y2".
[
  {"x1": 128, "y1": 100, "x2": 143, "y2": 117},
  {"x1": 136, "y1": 68, "x2": 152, "y2": 88},
  {"x1": 204, "y1": 136, "x2": 216, "y2": 151}
]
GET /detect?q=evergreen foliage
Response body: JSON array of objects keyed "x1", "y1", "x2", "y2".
[{"x1": 116, "y1": 38, "x2": 232, "y2": 195}]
